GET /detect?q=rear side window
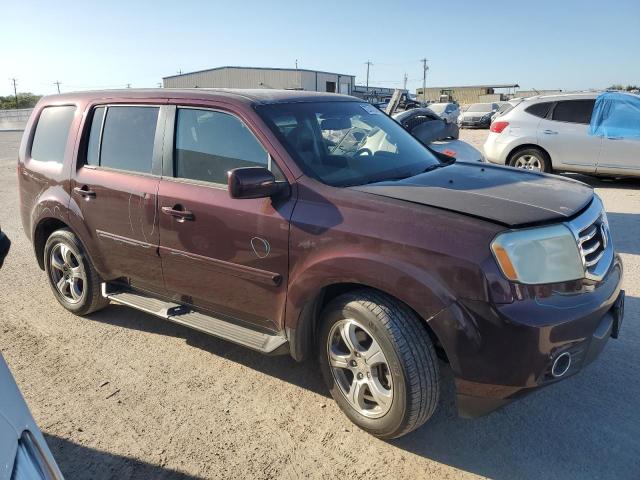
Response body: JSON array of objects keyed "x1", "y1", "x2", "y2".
[
  {"x1": 98, "y1": 106, "x2": 159, "y2": 173},
  {"x1": 175, "y1": 108, "x2": 277, "y2": 184},
  {"x1": 552, "y1": 100, "x2": 595, "y2": 124},
  {"x1": 30, "y1": 106, "x2": 76, "y2": 162},
  {"x1": 525, "y1": 102, "x2": 553, "y2": 118}
]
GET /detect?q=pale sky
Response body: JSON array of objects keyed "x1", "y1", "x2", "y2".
[{"x1": 2, "y1": 0, "x2": 639, "y2": 96}]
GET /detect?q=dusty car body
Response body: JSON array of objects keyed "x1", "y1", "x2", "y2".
[
  {"x1": 393, "y1": 107, "x2": 460, "y2": 140},
  {"x1": 19, "y1": 89, "x2": 624, "y2": 438},
  {"x1": 0, "y1": 354, "x2": 64, "y2": 479}
]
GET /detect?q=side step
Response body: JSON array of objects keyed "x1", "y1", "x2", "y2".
[{"x1": 101, "y1": 283, "x2": 288, "y2": 354}]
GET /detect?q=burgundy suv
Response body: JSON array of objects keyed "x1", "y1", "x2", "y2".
[{"x1": 19, "y1": 89, "x2": 624, "y2": 439}]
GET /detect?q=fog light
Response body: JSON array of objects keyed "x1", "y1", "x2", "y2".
[{"x1": 551, "y1": 352, "x2": 572, "y2": 378}]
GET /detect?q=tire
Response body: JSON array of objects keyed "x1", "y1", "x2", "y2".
[
  {"x1": 318, "y1": 290, "x2": 440, "y2": 439},
  {"x1": 509, "y1": 147, "x2": 551, "y2": 173},
  {"x1": 44, "y1": 228, "x2": 109, "y2": 315}
]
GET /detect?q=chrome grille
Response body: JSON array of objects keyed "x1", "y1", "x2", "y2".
[
  {"x1": 578, "y1": 221, "x2": 606, "y2": 267},
  {"x1": 566, "y1": 196, "x2": 613, "y2": 281}
]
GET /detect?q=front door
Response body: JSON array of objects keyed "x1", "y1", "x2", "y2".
[
  {"x1": 157, "y1": 106, "x2": 294, "y2": 331},
  {"x1": 71, "y1": 104, "x2": 164, "y2": 289},
  {"x1": 537, "y1": 99, "x2": 601, "y2": 171}
]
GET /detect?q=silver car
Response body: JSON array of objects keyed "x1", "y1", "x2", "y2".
[
  {"x1": 0, "y1": 354, "x2": 63, "y2": 479},
  {"x1": 484, "y1": 91, "x2": 640, "y2": 176},
  {"x1": 426, "y1": 102, "x2": 460, "y2": 124}
]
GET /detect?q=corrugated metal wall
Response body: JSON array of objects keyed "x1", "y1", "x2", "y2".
[
  {"x1": 164, "y1": 68, "x2": 354, "y2": 93},
  {"x1": 164, "y1": 68, "x2": 304, "y2": 89},
  {"x1": 417, "y1": 87, "x2": 494, "y2": 104}
]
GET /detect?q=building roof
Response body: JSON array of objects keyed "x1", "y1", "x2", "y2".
[
  {"x1": 163, "y1": 66, "x2": 355, "y2": 80},
  {"x1": 45, "y1": 88, "x2": 358, "y2": 105},
  {"x1": 417, "y1": 83, "x2": 520, "y2": 91}
]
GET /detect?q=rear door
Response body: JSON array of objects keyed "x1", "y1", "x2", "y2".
[
  {"x1": 537, "y1": 99, "x2": 601, "y2": 171},
  {"x1": 70, "y1": 104, "x2": 165, "y2": 291},
  {"x1": 157, "y1": 105, "x2": 295, "y2": 331}
]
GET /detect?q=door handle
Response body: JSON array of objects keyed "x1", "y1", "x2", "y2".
[
  {"x1": 73, "y1": 186, "x2": 96, "y2": 198},
  {"x1": 542, "y1": 129, "x2": 558, "y2": 135},
  {"x1": 161, "y1": 205, "x2": 194, "y2": 221},
  {"x1": 607, "y1": 136, "x2": 623, "y2": 140}
]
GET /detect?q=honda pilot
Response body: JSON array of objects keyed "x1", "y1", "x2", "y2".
[{"x1": 19, "y1": 89, "x2": 624, "y2": 439}]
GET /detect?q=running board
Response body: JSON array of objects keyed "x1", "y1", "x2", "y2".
[{"x1": 101, "y1": 283, "x2": 288, "y2": 354}]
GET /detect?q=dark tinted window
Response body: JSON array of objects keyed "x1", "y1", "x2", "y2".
[
  {"x1": 175, "y1": 108, "x2": 271, "y2": 184},
  {"x1": 552, "y1": 99, "x2": 595, "y2": 124},
  {"x1": 525, "y1": 102, "x2": 553, "y2": 118},
  {"x1": 30, "y1": 106, "x2": 76, "y2": 162},
  {"x1": 86, "y1": 107, "x2": 105, "y2": 166},
  {"x1": 100, "y1": 106, "x2": 159, "y2": 173}
]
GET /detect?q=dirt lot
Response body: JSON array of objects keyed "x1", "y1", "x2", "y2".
[{"x1": 1, "y1": 129, "x2": 639, "y2": 479}]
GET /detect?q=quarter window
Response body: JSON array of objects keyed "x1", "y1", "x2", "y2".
[
  {"x1": 552, "y1": 100, "x2": 595, "y2": 124},
  {"x1": 30, "y1": 105, "x2": 76, "y2": 162},
  {"x1": 525, "y1": 102, "x2": 553, "y2": 119},
  {"x1": 86, "y1": 107, "x2": 105, "y2": 166},
  {"x1": 175, "y1": 108, "x2": 279, "y2": 184},
  {"x1": 99, "y1": 106, "x2": 159, "y2": 173}
]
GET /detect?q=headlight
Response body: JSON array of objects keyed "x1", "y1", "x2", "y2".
[
  {"x1": 491, "y1": 224, "x2": 584, "y2": 284},
  {"x1": 11, "y1": 431, "x2": 56, "y2": 480}
]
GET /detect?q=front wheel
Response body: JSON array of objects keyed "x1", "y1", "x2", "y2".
[{"x1": 319, "y1": 290, "x2": 440, "y2": 439}]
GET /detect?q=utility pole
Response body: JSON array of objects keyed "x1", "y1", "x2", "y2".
[
  {"x1": 295, "y1": 59, "x2": 298, "y2": 69},
  {"x1": 420, "y1": 58, "x2": 428, "y2": 105},
  {"x1": 126, "y1": 83, "x2": 131, "y2": 88},
  {"x1": 11, "y1": 78, "x2": 18, "y2": 110},
  {"x1": 53, "y1": 80, "x2": 61, "y2": 94},
  {"x1": 403, "y1": 73, "x2": 408, "y2": 91},
  {"x1": 365, "y1": 60, "x2": 373, "y2": 91}
]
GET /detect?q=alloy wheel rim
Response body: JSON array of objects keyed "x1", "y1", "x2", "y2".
[
  {"x1": 49, "y1": 243, "x2": 86, "y2": 304},
  {"x1": 514, "y1": 154, "x2": 542, "y2": 171},
  {"x1": 327, "y1": 319, "x2": 393, "y2": 418}
]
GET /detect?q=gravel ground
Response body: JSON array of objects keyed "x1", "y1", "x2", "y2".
[{"x1": 0, "y1": 129, "x2": 639, "y2": 479}]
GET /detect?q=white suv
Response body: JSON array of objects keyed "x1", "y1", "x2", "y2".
[{"x1": 483, "y1": 92, "x2": 640, "y2": 176}]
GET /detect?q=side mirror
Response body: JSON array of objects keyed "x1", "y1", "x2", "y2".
[{"x1": 228, "y1": 167, "x2": 288, "y2": 199}]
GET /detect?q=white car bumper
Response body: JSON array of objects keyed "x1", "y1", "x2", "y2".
[{"x1": 483, "y1": 131, "x2": 512, "y2": 165}]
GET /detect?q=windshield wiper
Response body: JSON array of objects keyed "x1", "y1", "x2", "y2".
[{"x1": 422, "y1": 158, "x2": 456, "y2": 173}]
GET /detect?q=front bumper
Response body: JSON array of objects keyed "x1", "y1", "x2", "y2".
[
  {"x1": 0, "y1": 231, "x2": 10, "y2": 269},
  {"x1": 432, "y1": 255, "x2": 624, "y2": 417}
]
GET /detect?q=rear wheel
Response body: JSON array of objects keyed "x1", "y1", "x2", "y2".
[
  {"x1": 509, "y1": 147, "x2": 551, "y2": 172},
  {"x1": 44, "y1": 229, "x2": 108, "y2": 315},
  {"x1": 319, "y1": 290, "x2": 440, "y2": 439}
]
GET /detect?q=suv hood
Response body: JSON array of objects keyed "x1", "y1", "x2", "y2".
[{"x1": 351, "y1": 163, "x2": 593, "y2": 227}]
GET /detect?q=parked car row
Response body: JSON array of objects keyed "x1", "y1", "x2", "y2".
[{"x1": 484, "y1": 91, "x2": 640, "y2": 177}]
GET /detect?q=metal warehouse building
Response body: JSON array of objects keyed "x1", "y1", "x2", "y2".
[
  {"x1": 417, "y1": 83, "x2": 520, "y2": 104},
  {"x1": 163, "y1": 66, "x2": 355, "y2": 94}
]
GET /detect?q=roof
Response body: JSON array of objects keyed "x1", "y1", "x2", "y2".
[
  {"x1": 43, "y1": 88, "x2": 359, "y2": 105},
  {"x1": 417, "y1": 84, "x2": 520, "y2": 91},
  {"x1": 163, "y1": 66, "x2": 355, "y2": 80}
]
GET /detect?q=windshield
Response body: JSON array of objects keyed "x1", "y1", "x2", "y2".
[
  {"x1": 256, "y1": 101, "x2": 441, "y2": 187},
  {"x1": 427, "y1": 103, "x2": 447, "y2": 114},
  {"x1": 467, "y1": 103, "x2": 492, "y2": 113}
]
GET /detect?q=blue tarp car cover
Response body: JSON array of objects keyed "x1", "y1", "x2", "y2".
[{"x1": 589, "y1": 91, "x2": 640, "y2": 139}]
